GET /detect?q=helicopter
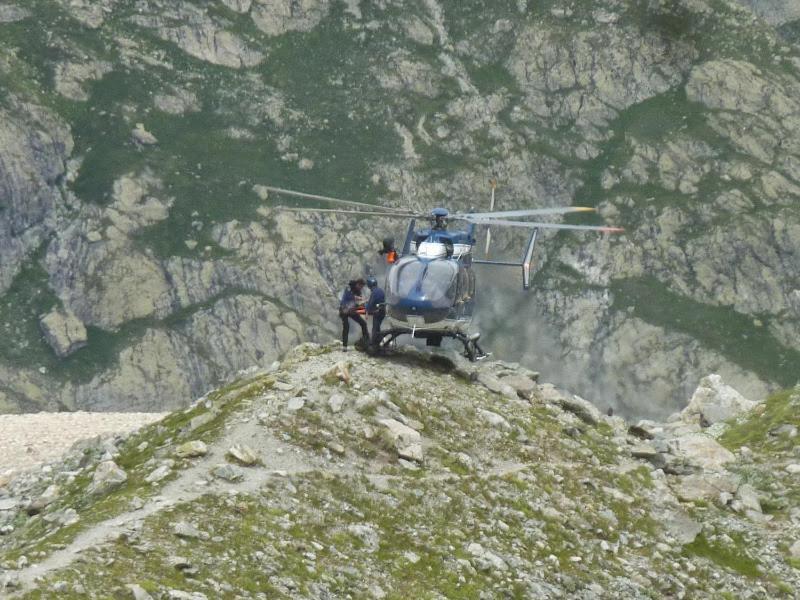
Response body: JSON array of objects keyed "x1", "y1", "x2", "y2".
[{"x1": 264, "y1": 185, "x2": 624, "y2": 361}]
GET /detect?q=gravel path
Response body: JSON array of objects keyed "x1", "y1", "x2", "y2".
[{"x1": 0, "y1": 412, "x2": 167, "y2": 476}]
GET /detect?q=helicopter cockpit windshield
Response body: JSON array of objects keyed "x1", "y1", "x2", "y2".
[{"x1": 387, "y1": 257, "x2": 458, "y2": 309}]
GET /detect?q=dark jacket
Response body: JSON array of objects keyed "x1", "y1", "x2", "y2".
[
  {"x1": 366, "y1": 287, "x2": 386, "y2": 316},
  {"x1": 340, "y1": 288, "x2": 363, "y2": 316}
]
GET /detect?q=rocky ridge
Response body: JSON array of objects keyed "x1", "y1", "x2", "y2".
[{"x1": 0, "y1": 343, "x2": 798, "y2": 598}]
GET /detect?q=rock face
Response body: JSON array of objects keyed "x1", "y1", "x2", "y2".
[
  {"x1": 0, "y1": 101, "x2": 72, "y2": 294},
  {"x1": 130, "y1": 2, "x2": 264, "y2": 68},
  {"x1": 39, "y1": 309, "x2": 88, "y2": 358},
  {"x1": 0, "y1": 4, "x2": 30, "y2": 22},
  {"x1": 1, "y1": 0, "x2": 799, "y2": 419},
  {"x1": 251, "y1": 0, "x2": 330, "y2": 36},
  {"x1": 54, "y1": 59, "x2": 112, "y2": 101},
  {"x1": 735, "y1": 0, "x2": 800, "y2": 25}
]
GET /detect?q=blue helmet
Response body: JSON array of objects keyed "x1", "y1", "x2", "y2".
[{"x1": 366, "y1": 276, "x2": 378, "y2": 289}]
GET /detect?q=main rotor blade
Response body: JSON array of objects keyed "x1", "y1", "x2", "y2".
[
  {"x1": 453, "y1": 207, "x2": 596, "y2": 220},
  {"x1": 262, "y1": 186, "x2": 410, "y2": 213},
  {"x1": 273, "y1": 206, "x2": 422, "y2": 219},
  {"x1": 468, "y1": 217, "x2": 625, "y2": 233}
]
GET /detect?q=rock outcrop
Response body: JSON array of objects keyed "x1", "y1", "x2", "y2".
[
  {"x1": 735, "y1": 0, "x2": 800, "y2": 25},
  {"x1": 680, "y1": 374, "x2": 758, "y2": 426},
  {"x1": 0, "y1": 101, "x2": 72, "y2": 294},
  {"x1": 0, "y1": 4, "x2": 29, "y2": 23},
  {"x1": 39, "y1": 309, "x2": 88, "y2": 358}
]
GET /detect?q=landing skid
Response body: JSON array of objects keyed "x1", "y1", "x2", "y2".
[{"x1": 374, "y1": 328, "x2": 489, "y2": 362}]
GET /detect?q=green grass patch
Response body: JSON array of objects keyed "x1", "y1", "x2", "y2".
[
  {"x1": 684, "y1": 532, "x2": 761, "y2": 578},
  {"x1": 719, "y1": 389, "x2": 800, "y2": 452},
  {"x1": 0, "y1": 373, "x2": 273, "y2": 565}
]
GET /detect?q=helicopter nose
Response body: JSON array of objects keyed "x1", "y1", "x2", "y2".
[{"x1": 388, "y1": 298, "x2": 449, "y2": 324}]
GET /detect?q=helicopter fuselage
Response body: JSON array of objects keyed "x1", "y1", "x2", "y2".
[{"x1": 383, "y1": 227, "x2": 477, "y2": 337}]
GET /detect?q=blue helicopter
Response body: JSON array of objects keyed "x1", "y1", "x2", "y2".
[{"x1": 265, "y1": 186, "x2": 623, "y2": 360}]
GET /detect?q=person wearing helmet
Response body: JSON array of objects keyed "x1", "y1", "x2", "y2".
[
  {"x1": 365, "y1": 276, "x2": 386, "y2": 347},
  {"x1": 339, "y1": 278, "x2": 369, "y2": 350}
]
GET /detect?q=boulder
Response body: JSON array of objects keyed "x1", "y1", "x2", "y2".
[
  {"x1": 655, "y1": 508, "x2": 702, "y2": 545},
  {"x1": 324, "y1": 362, "x2": 351, "y2": 385},
  {"x1": 26, "y1": 484, "x2": 59, "y2": 515},
  {"x1": 379, "y1": 418, "x2": 423, "y2": 462},
  {"x1": 670, "y1": 472, "x2": 740, "y2": 503},
  {"x1": 173, "y1": 521, "x2": 203, "y2": 539},
  {"x1": 398, "y1": 443, "x2": 424, "y2": 462},
  {"x1": 154, "y1": 88, "x2": 200, "y2": 115},
  {"x1": 477, "y1": 372, "x2": 517, "y2": 399},
  {"x1": 0, "y1": 498, "x2": 18, "y2": 511},
  {"x1": 211, "y1": 463, "x2": 244, "y2": 482},
  {"x1": 88, "y1": 461, "x2": 128, "y2": 496},
  {"x1": 499, "y1": 374, "x2": 539, "y2": 400},
  {"x1": 630, "y1": 443, "x2": 659, "y2": 460},
  {"x1": 734, "y1": 483, "x2": 762, "y2": 514},
  {"x1": 668, "y1": 434, "x2": 736, "y2": 471},
  {"x1": 227, "y1": 444, "x2": 259, "y2": 466},
  {"x1": 467, "y1": 542, "x2": 508, "y2": 572},
  {"x1": 328, "y1": 393, "x2": 346, "y2": 413},
  {"x1": 478, "y1": 409, "x2": 511, "y2": 431},
  {"x1": 556, "y1": 395, "x2": 602, "y2": 426},
  {"x1": 39, "y1": 308, "x2": 88, "y2": 358},
  {"x1": 286, "y1": 397, "x2": 305, "y2": 411},
  {"x1": 680, "y1": 374, "x2": 757, "y2": 426},
  {"x1": 131, "y1": 124, "x2": 158, "y2": 146},
  {"x1": 144, "y1": 464, "x2": 172, "y2": 484},
  {"x1": 175, "y1": 441, "x2": 208, "y2": 459},
  {"x1": 126, "y1": 584, "x2": 154, "y2": 600}
]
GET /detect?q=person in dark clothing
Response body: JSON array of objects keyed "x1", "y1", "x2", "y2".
[
  {"x1": 340, "y1": 278, "x2": 369, "y2": 350},
  {"x1": 365, "y1": 276, "x2": 386, "y2": 346}
]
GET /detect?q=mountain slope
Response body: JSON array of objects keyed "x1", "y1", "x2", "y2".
[
  {"x1": 1, "y1": 344, "x2": 798, "y2": 598},
  {"x1": 0, "y1": 0, "x2": 799, "y2": 417}
]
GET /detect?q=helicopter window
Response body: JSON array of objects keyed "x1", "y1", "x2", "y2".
[
  {"x1": 388, "y1": 258, "x2": 425, "y2": 297},
  {"x1": 387, "y1": 258, "x2": 458, "y2": 308},
  {"x1": 419, "y1": 261, "x2": 458, "y2": 302}
]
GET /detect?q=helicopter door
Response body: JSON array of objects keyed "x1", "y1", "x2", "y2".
[{"x1": 451, "y1": 267, "x2": 466, "y2": 319}]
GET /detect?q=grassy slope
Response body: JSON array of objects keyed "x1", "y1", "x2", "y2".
[{"x1": 3, "y1": 347, "x2": 797, "y2": 598}]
